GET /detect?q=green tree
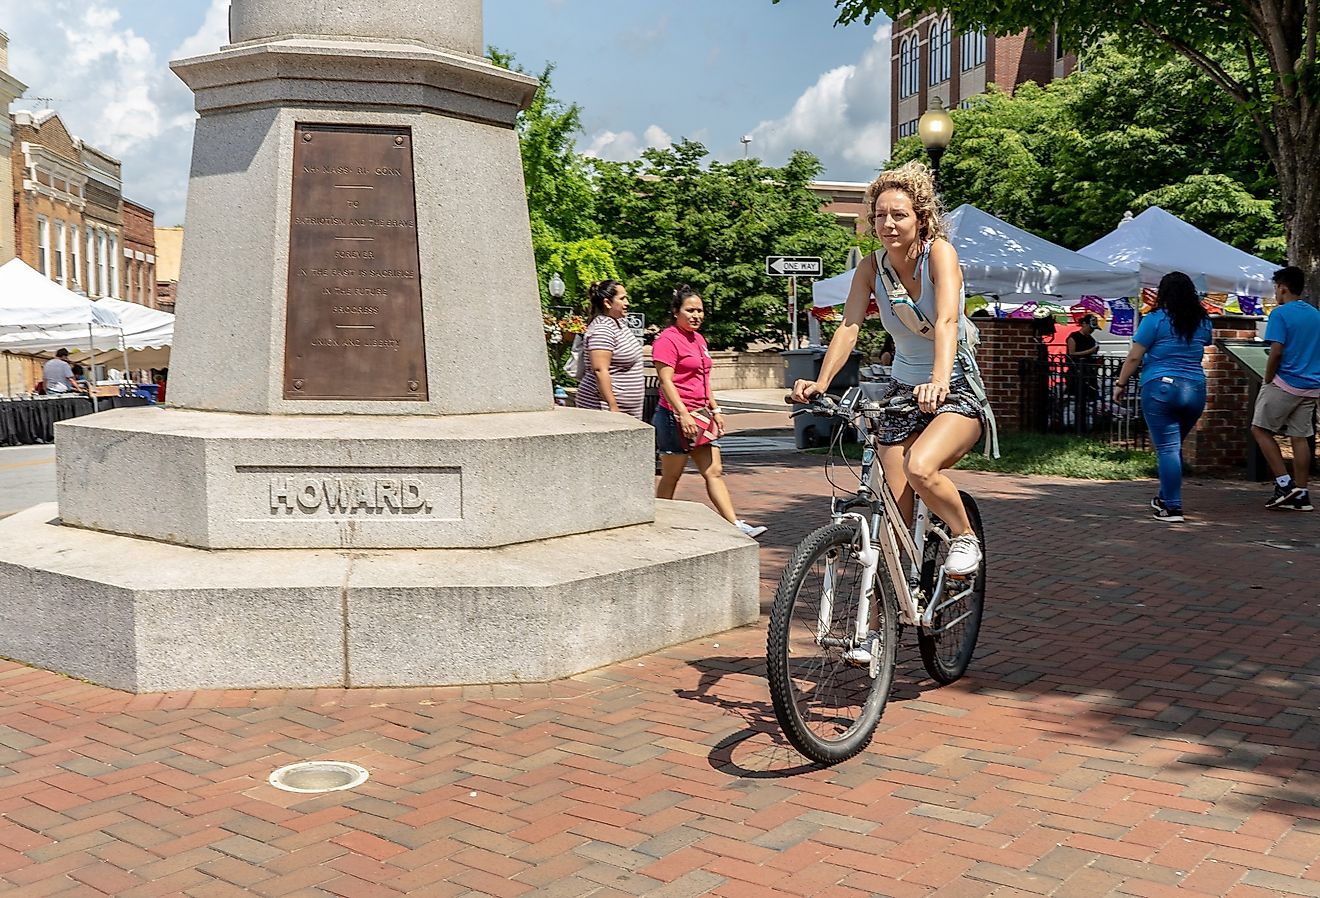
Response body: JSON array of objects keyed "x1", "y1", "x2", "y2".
[
  {"x1": 591, "y1": 142, "x2": 856, "y2": 349},
  {"x1": 489, "y1": 49, "x2": 618, "y2": 307},
  {"x1": 804, "y1": 0, "x2": 1318, "y2": 295},
  {"x1": 884, "y1": 41, "x2": 1283, "y2": 258}
]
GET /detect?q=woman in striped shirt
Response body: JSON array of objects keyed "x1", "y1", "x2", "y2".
[{"x1": 575, "y1": 280, "x2": 644, "y2": 418}]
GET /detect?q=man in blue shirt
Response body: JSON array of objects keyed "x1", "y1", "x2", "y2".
[{"x1": 1252, "y1": 266, "x2": 1320, "y2": 511}]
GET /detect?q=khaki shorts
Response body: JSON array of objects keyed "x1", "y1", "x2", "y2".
[{"x1": 1252, "y1": 382, "x2": 1318, "y2": 437}]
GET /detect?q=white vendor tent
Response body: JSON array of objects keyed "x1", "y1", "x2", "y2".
[
  {"x1": 812, "y1": 204, "x2": 1139, "y2": 308},
  {"x1": 1077, "y1": 206, "x2": 1276, "y2": 297},
  {"x1": 0, "y1": 258, "x2": 121, "y2": 332},
  {"x1": 0, "y1": 297, "x2": 173, "y2": 354}
]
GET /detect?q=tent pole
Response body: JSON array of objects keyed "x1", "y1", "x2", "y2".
[
  {"x1": 120, "y1": 329, "x2": 130, "y2": 390},
  {"x1": 4, "y1": 351, "x2": 11, "y2": 398},
  {"x1": 88, "y1": 324, "x2": 98, "y2": 413}
]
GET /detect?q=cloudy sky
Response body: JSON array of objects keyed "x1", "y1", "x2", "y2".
[{"x1": 0, "y1": 0, "x2": 891, "y2": 226}]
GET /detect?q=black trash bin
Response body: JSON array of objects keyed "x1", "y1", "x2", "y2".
[
  {"x1": 781, "y1": 348, "x2": 862, "y2": 392},
  {"x1": 783, "y1": 348, "x2": 862, "y2": 449}
]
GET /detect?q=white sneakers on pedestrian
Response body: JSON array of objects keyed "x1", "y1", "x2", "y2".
[
  {"x1": 735, "y1": 520, "x2": 767, "y2": 539},
  {"x1": 944, "y1": 533, "x2": 982, "y2": 577}
]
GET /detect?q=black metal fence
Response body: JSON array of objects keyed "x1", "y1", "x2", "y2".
[{"x1": 1018, "y1": 354, "x2": 1149, "y2": 449}]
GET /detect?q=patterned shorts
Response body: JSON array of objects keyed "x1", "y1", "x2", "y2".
[{"x1": 874, "y1": 377, "x2": 985, "y2": 445}]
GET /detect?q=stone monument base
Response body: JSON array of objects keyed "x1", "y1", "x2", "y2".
[
  {"x1": 0, "y1": 501, "x2": 759, "y2": 693},
  {"x1": 55, "y1": 406, "x2": 656, "y2": 550}
]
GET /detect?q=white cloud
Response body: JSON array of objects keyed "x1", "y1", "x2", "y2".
[
  {"x1": 582, "y1": 123, "x2": 674, "y2": 161},
  {"x1": 3, "y1": 0, "x2": 226, "y2": 225},
  {"x1": 172, "y1": 0, "x2": 230, "y2": 61},
  {"x1": 748, "y1": 22, "x2": 892, "y2": 181}
]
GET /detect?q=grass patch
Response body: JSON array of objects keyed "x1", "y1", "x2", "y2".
[{"x1": 809, "y1": 431, "x2": 1157, "y2": 480}]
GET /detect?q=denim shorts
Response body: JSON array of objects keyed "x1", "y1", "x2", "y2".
[
  {"x1": 653, "y1": 404, "x2": 719, "y2": 455},
  {"x1": 875, "y1": 377, "x2": 985, "y2": 445}
]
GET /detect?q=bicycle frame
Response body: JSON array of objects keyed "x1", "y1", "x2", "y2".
[{"x1": 820, "y1": 389, "x2": 979, "y2": 647}]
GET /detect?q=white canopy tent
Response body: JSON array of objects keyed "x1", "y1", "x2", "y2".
[
  {"x1": 812, "y1": 204, "x2": 1140, "y2": 309},
  {"x1": 1077, "y1": 206, "x2": 1277, "y2": 297},
  {"x1": 0, "y1": 297, "x2": 173, "y2": 354},
  {"x1": 0, "y1": 259, "x2": 121, "y2": 332}
]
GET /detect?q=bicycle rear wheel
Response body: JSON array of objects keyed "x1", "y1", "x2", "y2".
[
  {"x1": 917, "y1": 491, "x2": 986, "y2": 684},
  {"x1": 767, "y1": 522, "x2": 897, "y2": 764}
]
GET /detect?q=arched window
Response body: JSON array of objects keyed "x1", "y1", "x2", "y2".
[
  {"x1": 928, "y1": 25, "x2": 939, "y2": 85},
  {"x1": 961, "y1": 25, "x2": 986, "y2": 70},
  {"x1": 929, "y1": 17, "x2": 952, "y2": 84},
  {"x1": 910, "y1": 35, "x2": 921, "y2": 95},
  {"x1": 942, "y1": 17, "x2": 952, "y2": 81},
  {"x1": 899, "y1": 35, "x2": 911, "y2": 98}
]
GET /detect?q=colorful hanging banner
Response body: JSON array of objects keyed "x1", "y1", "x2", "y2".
[
  {"x1": 1076, "y1": 295, "x2": 1107, "y2": 316},
  {"x1": 1108, "y1": 298, "x2": 1136, "y2": 336},
  {"x1": 1139, "y1": 287, "x2": 1158, "y2": 314},
  {"x1": 1238, "y1": 295, "x2": 1263, "y2": 316}
]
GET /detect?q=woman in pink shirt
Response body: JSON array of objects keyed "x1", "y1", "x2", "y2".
[{"x1": 652, "y1": 285, "x2": 767, "y2": 539}]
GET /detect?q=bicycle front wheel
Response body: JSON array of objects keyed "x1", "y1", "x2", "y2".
[
  {"x1": 917, "y1": 491, "x2": 986, "y2": 684},
  {"x1": 767, "y1": 522, "x2": 898, "y2": 764}
]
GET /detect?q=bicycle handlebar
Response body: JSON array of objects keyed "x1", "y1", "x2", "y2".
[{"x1": 785, "y1": 392, "x2": 917, "y2": 419}]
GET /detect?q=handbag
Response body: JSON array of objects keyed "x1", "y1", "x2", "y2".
[
  {"x1": 567, "y1": 334, "x2": 586, "y2": 379},
  {"x1": 681, "y1": 406, "x2": 721, "y2": 452},
  {"x1": 680, "y1": 338, "x2": 720, "y2": 451}
]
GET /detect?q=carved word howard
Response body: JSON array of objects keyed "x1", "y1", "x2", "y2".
[{"x1": 270, "y1": 477, "x2": 431, "y2": 513}]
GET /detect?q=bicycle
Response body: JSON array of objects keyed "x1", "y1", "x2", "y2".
[{"x1": 766, "y1": 386, "x2": 987, "y2": 764}]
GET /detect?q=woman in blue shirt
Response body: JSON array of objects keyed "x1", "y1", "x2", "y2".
[{"x1": 1112, "y1": 272, "x2": 1213, "y2": 522}]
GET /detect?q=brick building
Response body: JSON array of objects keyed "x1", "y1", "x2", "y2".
[
  {"x1": 80, "y1": 142, "x2": 124, "y2": 300},
  {"x1": 8, "y1": 107, "x2": 158, "y2": 306},
  {"x1": 154, "y1": 226, "x2": 183, "y2": 313},
  {"x1": 809, "y1": 180, "x2": 871, "y2": 235},
  {"x1": 9, "y1": 110, "x2": 89, "y2": 293},
  {"x1": 891, "y1": 11, "x2": 1077, "y2": 147},
  {"x1": 0, "y1": 31, "x2": 26, "y2": 264},
  {"x1": 121, "y1": 199, "x2": 157, "y2": 308}
]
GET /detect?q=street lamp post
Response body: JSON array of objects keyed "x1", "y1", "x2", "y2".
[
  {"x1": 918, "y1": 96, "x2": 954, "y2": 187},
  {"x1": 740, "y1": 135, "x2": 752, "y2": 158},
  {"x1": 548, "y1": 271, "x2": 565, "y2": 303}
]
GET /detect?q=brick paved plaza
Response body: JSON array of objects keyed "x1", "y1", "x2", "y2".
[{"x1": 1, "y1": 444, "x2": 1317, "y2": 897}]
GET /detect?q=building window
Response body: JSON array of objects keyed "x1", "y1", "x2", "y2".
[
  {"x1": 961, "y1": 26, "x2": 986, "y2": 70},
  {"x1": 97, "y1": 231, "x2": 108, "y2": 298},
  {"x1": 109, "y1": 235, "x2": 121, "y2": 299},
  {"x1": 897, "y1": 118, "x2": 921, "y2": 139},
  {"x1": 70, "y1": 226, "x2": 81, "y2": 292},
  {"x1": 86, "y1": 229, "x2": 95, "y2": 294},
  {"x1": 1055, "y1": 27, "x2": 1066, "y2": 60},
  {"x1": 36, "y1": 216, "x2": 50, "y2": 275},
  {"x1": 899, "y1": 35, "x2": 912, "y2": 99},
  {"x1": 929, "y1": 16, "x2": 951, "y2": 85},
  {"x1": 53, "y1": 221, "x2": 66, "y2": 286},
  {"x1": 911, "y1": 35, "x2": 922, "y2": 96}
]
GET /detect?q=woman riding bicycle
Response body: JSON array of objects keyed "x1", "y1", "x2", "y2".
[{"x1": 790, "y1": 162, "x2": 987, "y2": 578}]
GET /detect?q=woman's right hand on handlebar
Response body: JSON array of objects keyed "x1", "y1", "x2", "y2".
[{"x1": 790, "y1": 379, "x2": 824, "y2": 404}]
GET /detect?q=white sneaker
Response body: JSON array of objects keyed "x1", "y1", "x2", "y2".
[
  {"x1": 944, "y1": 533, "x2": 981, "y2": 577},
  {"x1": 735, "y1": 520, "x2": 767, "y2": 539}
]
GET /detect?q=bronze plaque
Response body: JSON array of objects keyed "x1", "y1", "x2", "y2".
[{"x1": 283, "y1": 124, "x2": 428, "y2": 400}]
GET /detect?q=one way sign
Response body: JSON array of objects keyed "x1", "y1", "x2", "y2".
[{"x1": 766, "y1": 256, "x2": 823, "y2": 277}]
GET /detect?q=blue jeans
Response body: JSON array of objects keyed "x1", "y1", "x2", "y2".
[{"x1": 1141, "y1": 376, "x2": 1206, "y2": 510}]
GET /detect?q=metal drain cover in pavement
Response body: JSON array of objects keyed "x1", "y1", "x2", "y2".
[{"x1": 268, "y1": 761, "x2": 369, "y2": 793}]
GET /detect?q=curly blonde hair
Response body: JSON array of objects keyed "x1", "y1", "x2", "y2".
[{"x1": 864, "y1": 161, "x2": 946, "y2": 248}]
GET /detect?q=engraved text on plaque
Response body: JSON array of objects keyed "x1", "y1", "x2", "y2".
[{"x1": 284, "y1": 125, "x2": 428, "y2": 400}]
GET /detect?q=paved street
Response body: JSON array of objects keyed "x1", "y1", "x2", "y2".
[
  {"x1": 0, "y1": 444, "x2": 55, "y2": 518},
  {"x1": 1, "y1": 437, "x2": 1317, "y2": 897}
]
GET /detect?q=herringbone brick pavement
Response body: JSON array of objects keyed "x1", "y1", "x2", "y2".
[{"x1": 1, "y1": 453, "x2": 1317, "y2": 897}]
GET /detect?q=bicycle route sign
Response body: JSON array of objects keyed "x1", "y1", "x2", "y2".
[
  {"x1": 766, "y1": 256, "x2": 823, "y2": 277},
  {"x1": 624, "y1": 312, "x2": 645, "y2": 340}
]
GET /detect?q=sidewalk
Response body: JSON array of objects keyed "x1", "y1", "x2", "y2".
[{"x1": 1, "y1": 453, "x2": 1317, "y2": 897}]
